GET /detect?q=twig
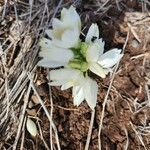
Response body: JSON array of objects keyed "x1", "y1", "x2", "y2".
[
  {"x1": 124, "y1": 128, "x2": 129, "y2": 150},
  {"x1": 56, "y1": 105, "x2": 78, "y2": 111},
  {"x1": 47, "y1": 68, "x2": 54, "y2": 150},
  {"x1": 28, "y1": 74, "x2": 61, "y2": 150},
  {"x1": 13, "y1": 82, "x2": 31, "y2": 150},
  {"x1": 127, "y1": 23, "x2": 141, "y2": 43},
  {"x1": 39, "y1": 0, "x2": 49, "y2": 27},
  {"x1": 145, "y1": 83, "x2": 150, "y2": 106},
  {"x1": 13, "y1": 1, "x2": 21, "y2": 36},
  {"x1": 115, "y1": 0, "x2": 121, "y2": 11},
  {"x1": 48, "y1": 0, "x2": 63, "y2": 27},
  {"x1": 29, "y1": 0, "x2": 33, "y2": 28},
  {"x1": 20, "y1": 117, "x2": 27, "y2": 150},
  {"x1": 98, "y1": 31, "x2": 129, "y2": 150},
  {"x1": 1, "y1": 50, "x2": 10, "y2": 126},
  {"x1": 96, "y1": 0, "x2": 110, "y2": 12},
  {"x1": 1, "y1": 0, "x2": 8, "y2": 20},
  {"x1": 85, "y1": 109, "x2": 95, "y2": 150},
  {"x1": 130, "y1": 121, "x2": 148, "y2": 150},
  {"x1": 37, "y1": 120, "x2": 50, "y2": 150}
]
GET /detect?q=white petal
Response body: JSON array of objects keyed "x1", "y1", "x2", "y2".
[
  {"x1": 61, "y1": 82, "x2": 74, "y2": 90},
  {"x1": 72, "y1": 86, "x2": 80, "y2": 97},
  {"x1": 84, "y1": 77, "x2": 98, "y2": 110},
  {"x1": 39, "y1": 38, "x2": 52, "y2": 49},
  {"x1": 49, "y1": 68, "x2": 81, "y2": 82},
  {"x1": 86, "y1": 24, "x2": 99, "y2": 43},
  {"x1": 49, "y1": 69, "x2": 81, "y2": 88},
  {"x1": 61, "y1": 6, "x2": 81, "y2": 30},
  {"x1": 95, "y1": 39, "x2": 105, "y2": 55},
  {"x1": 50, "y1": 69, "x2": 74, "y2": 81},
  {"x1": 61, "y1": 7, "x2": 67, "y2": 19},
  {"x1": 46, "y1": 6, "x2": 81, "y2": 49},
  {"x1": 38, "y1": 59, "x2": 68, "y2": 68},
  {"x1": 39, "y1": 45, "x2": 73, "y2": 59},
  {"x1": 61, "y1": 28, "x2": 79, "y2": 48},
  {"x1": 52, "y1": 33, "x2": 80, "y2": 48},
  {"x1": 26, "y1": 118, "x2": 38, "y2": 137},
  {"x1": 61, "y1": 70, "x2": 84, "y2": 90},
  {"x1": 38, "y1": 45, "x2": 73, "y2": 67},
  {"x1": 68, "y1": 6, "x2": 81, "y2": 28},
  {"x1": 86, "y1": 42, "x2": 101, "y2": 62},
  {"x1": 49, "y1": 80, "x2": 67, "y2": 86},
  {"x1": 73, "y1": 86, "x2": 85, "y2": 106},
  {"x1": 52, "y1": 18, "x2": 64, "y2": 30},
  {"x1": 98, "y1": 49, "x2": 123, "y2": 68},
  {"x1": 89, "y1": 63, "x2": 106, "y2": 78},
  {"x1": 45, "y1": 29, "x2": 53, "y2": 39}
]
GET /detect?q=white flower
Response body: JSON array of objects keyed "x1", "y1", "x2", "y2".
[
  {"x1": 85, "y1": 24, "x2": 123, "y2": 78},
  {"x1": 72, "y1": 76, "x2": 98, "y2": 110},
  {"x1": 38, "y1": 38, "x2": 74, "y2": 68},
  {"x1": 49, "y1": 68, "x2": 98, "y2": 110},
  {"x1": 45, "y1": 6, "x2": 81, "y2": 48},
  {"x1": 49, "y1": 68, "x2": 83, "y2": 89}
]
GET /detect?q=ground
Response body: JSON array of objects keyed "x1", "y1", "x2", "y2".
[{"x1": 0, "y1": 0, "x2": 150, "y2": 150}]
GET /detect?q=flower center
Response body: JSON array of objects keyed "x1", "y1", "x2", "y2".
[{"x1": 68, "y1": 42, "x2": 89, "y2": 72}]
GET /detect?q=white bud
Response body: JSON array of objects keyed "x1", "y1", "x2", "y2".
[{"x1": 26, "y1": 118, "x2": 38, "y2": 137}]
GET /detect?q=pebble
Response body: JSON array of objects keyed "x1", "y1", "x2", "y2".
[{"x1": 131, "y1": 39, "x2": 140, "y2": 48}]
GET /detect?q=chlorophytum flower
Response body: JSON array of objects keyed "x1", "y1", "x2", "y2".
[
  {"x1": 38, "y1": 38, "x2": 74, "y2": 68},
  {"x1": 49, "y1": 68, "x2": 98, "y2": 110},
  {"x1": 45, "y1": 6, "x2": 81, "y2": 49},
  {"x1": 85, "y1": 24, "x2": 123, "y2": 78},
  {"x1": 38, "y1": 5, "x2": 123, "y2": 110}
]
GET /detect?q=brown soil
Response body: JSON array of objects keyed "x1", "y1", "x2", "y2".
[{"x1": 0, "y1": 0, "x2": 150, "y2": 150}]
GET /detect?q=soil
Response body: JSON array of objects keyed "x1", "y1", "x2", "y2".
[{"x1": 0, "y1": 0, "x2": 150, "y2": 150}]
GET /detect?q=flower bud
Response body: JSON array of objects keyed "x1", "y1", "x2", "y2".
[{"x1": 80, "y1": 42, "x2": 89, "y2": 57}]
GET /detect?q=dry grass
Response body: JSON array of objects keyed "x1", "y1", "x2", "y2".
[{"x1": 0, "y1": 0, "x2": 63, "y2": 149}]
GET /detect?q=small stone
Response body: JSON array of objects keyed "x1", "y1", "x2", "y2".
[
  {"x1": 31, "y1": 95, "x2": 40, "y2": 104},
  {"x1": 131, "y1": 39, "x2": 139, "y2": 48},
  {"x1": 28, "y1": 101, "x2": 34, "y2": 108},
  {"x1": 26, "y1": 109, "x2": 37, "y2": 116}
]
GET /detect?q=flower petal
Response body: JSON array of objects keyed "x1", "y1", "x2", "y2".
[
  {"x1": 50, "y1": 68, "x2": 80, "y2": 81},
  {"x1": 95, "y1": 39, "x2": 105, "y2": 55},
  {"x1": 49, "y1": 80, "x2": 67, "y2": 86},
  {"x1": 89, "y1": 63, "x2": 106, "y2": 78},
  {"x1": 46, "y1": 6, "x2": 81, "y2": 49},
  {"x1": 50, "y1": 68, "x2": 83, "y2": 90},
  {"x1": 38, "y1": 59, "x2": 68, "y2": 68},
  {"x1": 61, "y1": 6, "x2": 81, "y2": 30},
  {"x1": 39, "y1": 38, "x2": 52, "y2": 49},
  {"x1": 73, "y1": 86, "x2": 85, "y2": 106},
  {"x1": 86, "y1": 42, "x2": 101, "y2": 62},
  {"x1": 61, "y1": 69, "x2": 85, "y2": 90},
  {"x1": 38, "y1": 42, "x2": 73, "y2": 67},
  {"x1": 52, "y1": 18, "x2": 64, "y2": 30},
  {"x1": 86, "y1": 23, "x2": 99, "y2": 43},
  {"x1": 51, "y1": 27, "x2": 79, "y2": 48},
  {"x1": 61, "y1": 28, "x2": 79, "y2": 48},
  {"x1": 45, "y1": 29, "x2": 53, "y2": 39},
  {"x1": 98, "y1": 49, "x2": 123, "y2": 68},
  {"x1": 49, "y1": 69, "x2": 82, "y2": 89},
  {"x1": 61, "y1": 82, "x2": 74, "y2": 90},
  {"x1": 39, "y1": 45, "x2": 73, "y2": 59},
  {"x1": 84, "y1": 77, "x2": 98, "y2": 110}
]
